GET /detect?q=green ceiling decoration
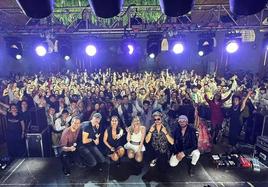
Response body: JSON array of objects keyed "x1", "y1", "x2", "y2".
[{"x1": 54, "y1": 0, "x2": 165, "y2": 27}]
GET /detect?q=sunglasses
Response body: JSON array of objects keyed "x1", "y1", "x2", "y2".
[
  {"x1": 178, "y1": 120, "x2": 187, "y2": 123},
  {"x1": 154, "y1": 118, "x2": 161, "y2": 121}
]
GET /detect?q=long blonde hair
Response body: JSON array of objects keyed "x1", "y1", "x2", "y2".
[{"x1": 129, "y1": 116, "x2": 142, "y2": 134}]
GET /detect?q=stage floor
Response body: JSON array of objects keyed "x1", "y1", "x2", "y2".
[{"x1": 0, "y1": 154, "x2": 268, "y2": 187}]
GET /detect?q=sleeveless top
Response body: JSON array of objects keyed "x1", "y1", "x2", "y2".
[
  {"x1": 130, "y1": 128, "x2": 142, "y2": 143},
  {"x1": 107, "y1": 127, "x2": 121, "y2": 147}
]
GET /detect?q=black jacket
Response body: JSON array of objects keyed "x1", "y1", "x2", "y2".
[{"x1": 172, "y1": 125, "x2": 198, "y2": 156}]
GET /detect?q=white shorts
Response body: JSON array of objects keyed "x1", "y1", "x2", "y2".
[{"x1": 124, "y1": 142, "x2": 145, "y2": 153}]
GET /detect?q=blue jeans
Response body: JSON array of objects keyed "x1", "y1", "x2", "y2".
[{"x1": 78, "y1": 145, "x2": 105, "y2": 167}]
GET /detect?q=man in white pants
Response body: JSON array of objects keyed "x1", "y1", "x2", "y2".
[{"x1": 169, "y1": 115, "x2": 200, "y2": 176}]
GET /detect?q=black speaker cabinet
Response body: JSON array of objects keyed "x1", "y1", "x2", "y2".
[
  {"x1": 28, "y1": 107, "x2": 48, "y2": 133},
  {"x1": 26, "y1": 127, "x2": 51, "y2": 157}
]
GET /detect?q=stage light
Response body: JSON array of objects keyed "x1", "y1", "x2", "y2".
[
  {"x1": 172, "y1": 43, "x2": 184, "y2": 54},
  {"x1": 5, "y1": 38, "x2": 23, "y2": 60},
  {"x1": 64, "y1": 55, "x2": 70, "y2": 61},
  {"x1": 149, "y1": 53, "x2": 155, "y2": 59},
  {"x1": 147, "y1": 35, "x2": 161, "y2": 59},
  {"x1": 197, "y1": 37, "x2": 215, "y2": 57},
  {"x1": 159, "y1": 0, "x2": 194, "y2": 17},
  {"x1": 198, "y1": 51, "x2": 204, "y2": 56},
  {"x1": 226, "y1": 41, "x2": 239, "y2": 53},
  {"x1": 85, "y1": 45, "x2": 97, "y2": 56},
  {"x1": 127, "y1": 44, "x2": 134, "y2": 55},
  {"x1": 266, "y1": 45, "x2": 268, "y2": 51},
  {"x1": 35, "y1": 45, "x2": 47, "y2": 57},
  {"x1": 16, "y1": 54, "x2": 22, "y2": 60},
  {"x1": 16, "y1": 0, "x2": 53, "y2": 18},
  {"x1": 88, "y1": 0, "x2": 124, "y2": 18},
  {"x1": 230, "y1": 0, "x2": 268, "y2": 16},
  {"x1": 58, "y1": 39, "x2": 72, "y2": 60}
]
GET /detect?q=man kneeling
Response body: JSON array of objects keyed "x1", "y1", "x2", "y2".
[
  {"x1": 169, "y1": 115, "x2": 200, "y2": 176},
  {"x1": 60, "y1": 117, "x2": 81, "y2": 176}
]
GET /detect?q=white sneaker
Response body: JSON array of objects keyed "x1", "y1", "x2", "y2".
[{"x1": 150, "y1": 159, "x2": 157, "y2": 167}]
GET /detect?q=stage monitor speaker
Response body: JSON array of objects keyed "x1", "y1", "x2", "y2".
[
  {"x1": 29, "y1": 107, "x2": 48, "y2": 133},
  {"x1": 26, "y1": 127, "x2": 51, "y2": 157}
]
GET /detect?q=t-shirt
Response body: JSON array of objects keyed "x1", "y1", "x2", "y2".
[
  {"x1": 6, "y1": 113, "x2": 23, "y2": 136},
  {"x1": 82, "y1": 122, "x2": 100, "y2": 146},
  {"x1": 60, "y1": 127, "x2": 80, "y2": 147}
]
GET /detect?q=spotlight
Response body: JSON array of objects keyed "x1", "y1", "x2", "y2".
[
  {"x1": 127, "y1": 44, "x2": 134, "y2": 55},
  {"x1": 197, "y1": 37, "x2": 215, "y2": 57},
  {"x1": 198, "y1": 51, "x2": 204, "y2": 56},
  {"x1": 16, "y1": 54, "x2": 22, "y2": 60},
  {"x1": 266, "y1": 45, "x2": 268, "y2": 51},
  {"x1": 58, "y1": 39, "x2": 72, "y2": 60},
  {"x1": 226, "y1": 41, "x2": 239, "y2": 53},
  {"x1": 5, "y1": 38, "x2": 23, "y2": 60},
  {"x1": 147, "y1": 35, "x2": 161, "y2": 59},
  {"x1": 64, "y1": 55, "x2": 70, "y2": 61},
  {"x1": 172, "y1": 43, "x2": 184, "y2": 54},
  {"x1": 35, "y1": 45, "x2": 47, "y2": 57},
  {"x1": 149, "y1": 53, "x2": 155, "y2": 59},
  {"x1": 85, "y1": 45, "x2": 97, "y2": 56}
]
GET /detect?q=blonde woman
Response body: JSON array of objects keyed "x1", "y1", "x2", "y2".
[
  {"x1": 103, "y1": 116, "x2": 125, "y2": 162},
  {"x1": 124, "y1": 116, "x2": 146, "y2": 162}
]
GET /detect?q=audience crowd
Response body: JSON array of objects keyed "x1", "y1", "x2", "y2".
[{"x1": 0, "y1": 69, "x2": 268, "y2": 176}]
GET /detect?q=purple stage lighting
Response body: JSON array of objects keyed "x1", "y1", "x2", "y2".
[
  {"x1": 64, "y1": 55, "x2": 70, "y2": 61},
  {"x1": 16, "y1": 54, "x2": 22, "y2": 60},
  {"x1": 127, "y1": 44, "x2": 134, "y2": 55},
  {"x1": 173, "y1": 43, "x2": 184, "y2": 54},
  {"x1": 226, "y1": 41, "x2": 239, "y2": 53},
  {"x1": 35, "y1": 45, "x2": 47, "y2": 57},
  {"x1": 198, "y1": 50, "x2": 204, "y2": 57},
  {"x1": 85, "y1": 45, "x2": 97, "y2": 56},
  {"x1": 149, "y1": 53, "x2": 155, "y2": 59}
]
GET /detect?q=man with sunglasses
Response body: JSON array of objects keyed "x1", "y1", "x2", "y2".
[
  {"x1": 145, "y1": 111, "x2": 174, "y2": 171},
  {"x1": 169, "y1": 115, "x2": 200, "y2": 176}
]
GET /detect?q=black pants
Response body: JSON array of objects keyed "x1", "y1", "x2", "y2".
[
  {"x1": 78, "y1": 145, "x2": 105, "y2": 168},
  {"x1": 229, "y1": 122, "x2": 243, "y2": 146},
  {"x1": 60, "y1": 151, "x2": 77, "y2": 173},
  {"x1": 148, "y1": 147, "x2": 169, "y2": 172}
]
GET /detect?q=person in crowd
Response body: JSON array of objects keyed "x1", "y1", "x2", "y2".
[
  {"x1": 204, "y1": 92, "x2": 232, "y2": 144},
  {"x1": 60, "y1": 116, "x2": 81, "y2": 176},
  {"x1": 169, "y1": 115, "x2": 200, "y2": 176},
  {"x1": 124, "y1": 116, "x2": 146, "y2": 163},
  {"x1": 78, "y1": 113, "x2": 106, "y2": 171},
  {"x1": 52, "y1": 110, "x2": 72, "y2": 147},
  {"x1": 140, "y1": 100, "x2": 153, "y2": 130},
  {"x1": 118, "y1": 95, "x2": 138, "y2": 129},
  {"x1": 228, "y1": 91, "x2": 252, "y2": 152},
  {"x1": 103, "y1": 115, "x2": 125, "y2": 162},
  {"x1": 20, "y1": 100, "x2": 31, "y2": 132},
  {"x1": 0, "y1": 104, "x2": 26, "y2": 158},
  {"x1": 145, "y1": 111, "x2": 174, "y2": 171}
]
